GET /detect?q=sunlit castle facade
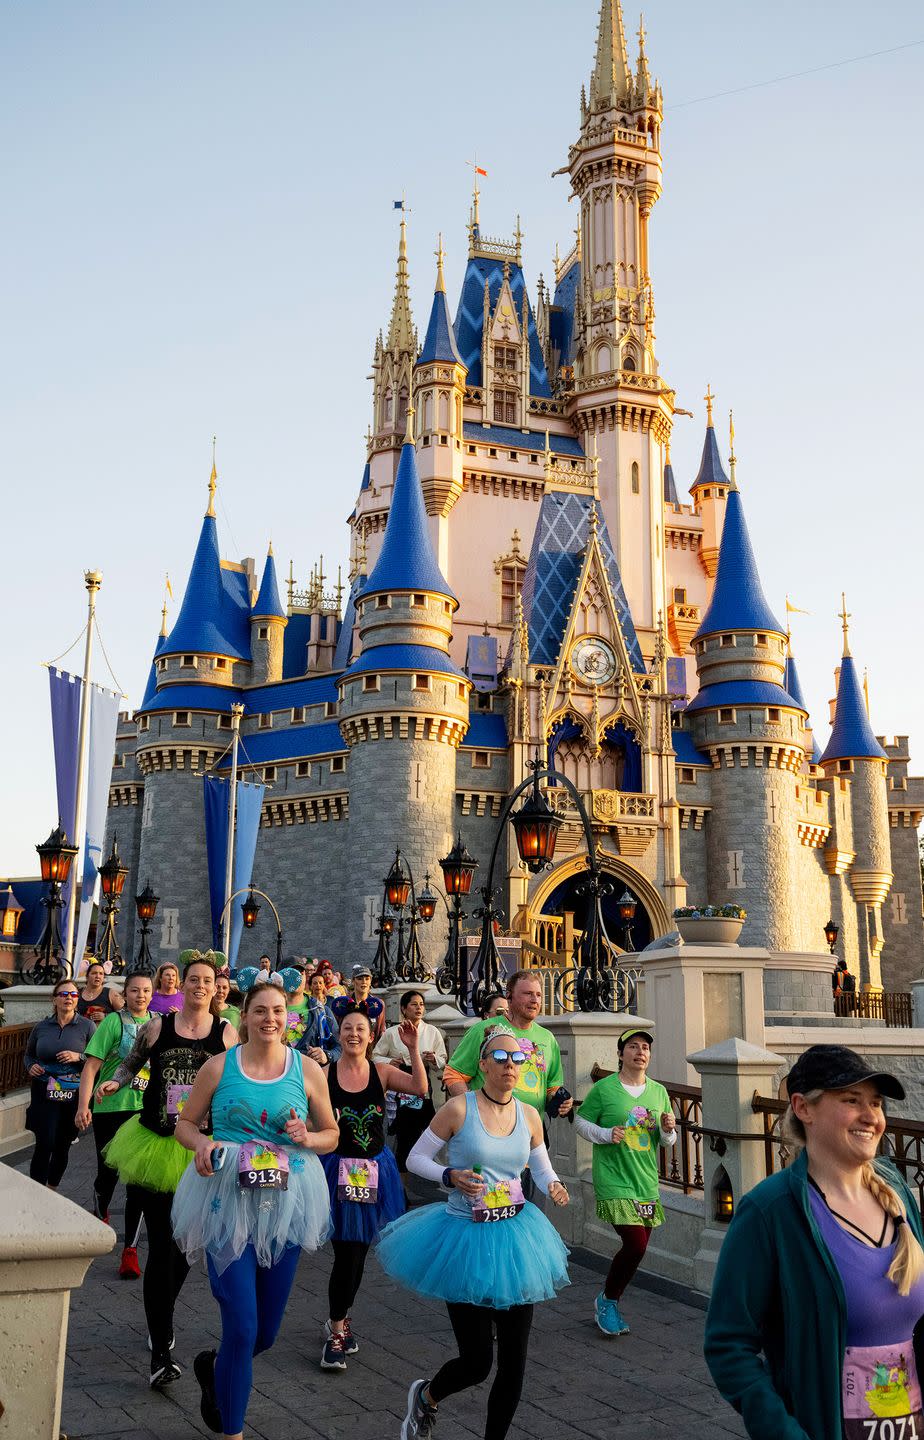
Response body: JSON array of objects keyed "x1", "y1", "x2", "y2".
[{"x1": 104, "y1": 0, "x2": 923, "y2": 998}]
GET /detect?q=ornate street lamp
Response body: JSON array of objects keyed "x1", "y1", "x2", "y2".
[
  {"x1": 96, "y1": 836, "x2": 129, "y2": 974},
  {"x1": 385, "y1": 854, "x2": 411, "y2": 911},
  {"x1": 435, "y1": 835, "x2": 479, "y2": 1007},
  {"x1": 241, "y1": 888, "x2": 261, "y2": 930},
  {"x1": 510, "y1": 776, "x2": 562, "y2": 873},
  {"x1": 416, "y1": 875, "x2": 438, "y2": 924},
  {"x1": 372, "y1": 850, "x2": 434, "y2": 987},
  {"x1": 216, "y1": 884, "x2": 283, "y2": 969},
  {"x1": 131, "y1": 881, "x2": 159, "y2": 976},
  {"x1": 617, "y1": 890, "x2": 637, "y2": 953},
  {"x1": 824, "y1": 919, "x2": 839, "y2": 955},
  {"x1": 23, "y1": 825, "x2": 79, "y2": 985}
]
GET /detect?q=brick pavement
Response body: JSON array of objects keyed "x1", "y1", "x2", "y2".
[{"x1": 10, "y1": 1136, "x2": 746, "y2": 1440}]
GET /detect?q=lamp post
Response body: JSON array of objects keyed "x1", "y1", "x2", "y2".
[
  {"x1": 96, "y1": 836, "x2": 129, "y2": 974},
  {"x1": 617, "y1": 890, "x2": 637, "y2": 953},
  {"x1": 824, "y1": 919, "x2": 839, "y2": 955},
  {"x1": 371, "y1": 850, "x2": 436, "y2": 987},
  {"x1": 434, "y1": 835, "x2": 479, "y2": 1007},
  {"x1": 468, "y1": 753, "x2": 618, "y2": 1016},
  {"x1": 130, "y1": 881, "x2": 159, "y2": 976},
  {"x1": 22, "y1": 825, "x2": 79, "y2": 985},
  {"x1": 218, "y1": 885, "x2": 283, "y2": 970}
]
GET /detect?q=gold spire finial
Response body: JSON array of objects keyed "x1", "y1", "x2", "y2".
[
  {"x1": 591, "y1": 0, "x2": 632, "y2": 106},
  {"x1": 863, "y1": 667, "x2": 870, "y2": 717},
  {"x1": 704, "y1": 385, "x2": 714, "y2": 427},
  {"x1": 404, "y1": 404, "x2": 415, "y2": 445},
  {"x1": 637, "y1": 12, "x2": 646, "y2": 52},
  {"x1": 207, "y1": 436, "x2": 217, "y2": 516},
  {"x1": 268, "y1": 540, "x2": 274, "y2": 557},
  {"x1": 665, "y1": 434, "x2": 671, "y2": 464},
  {"x1": 839, "y1": 593, "x2": 852, "y2": 657},
  {"x1": 435, "y1": 233, "x2": 446, "y2": 294},
  {"x1": 728, "y1": 408, "x2": 737, "y2": 489},
  {"x1": 160, "y1": 600, "x2": 168, "y2": 638},
  {"x1": 386, "y1": 208, "x2": 415, "y2": 354},
  {"x1": 287, "y1": 559, "x2": 295, "y2": 606}
]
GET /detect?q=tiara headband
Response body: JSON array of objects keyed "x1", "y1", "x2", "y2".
[{"x1": 479, "y1": 1022, "x2": 516, "y2": 1058}]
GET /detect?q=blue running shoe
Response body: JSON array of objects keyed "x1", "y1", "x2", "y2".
[{"x1": 594, "y1": 1292, "x2": 630, "y2": 1336}]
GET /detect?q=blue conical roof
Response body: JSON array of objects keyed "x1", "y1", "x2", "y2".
[
  {"x1": 253, "y1": 548, "x2": 285, "y2": 621},
  {"x1": 663, "y1": 459, "x2": 679, "y2": 505},
  {"x1": 164, "y1": 513, "x2": 252, "y2": 659},
  {"x1": 363, "y1": 441, "x2": 456, "y2": 603},
  {"x1": 690, "y1": 422, "x2": 730, "y2": 493},
  {"x1": 696, "y1": 490, "x2": 784, "y2": 638},
  {"x1": 418, "y1": 284, "x2": 464, "y2": 367},
  {"x1": 140, "y1": 629, "x2": 168, "y2": 707},
  {"x1": 784, "y1": 653, "x2": 808, "y2": 714},
  {"x1": 819, "y1": 654, "x2": 888, "y2": 763}
]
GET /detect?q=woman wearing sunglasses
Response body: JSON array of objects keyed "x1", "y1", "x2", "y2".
[
  {"x1": 24, "y1": 978, "x2": 95, "y2": 1190},
  {"x1": 377, "y1": 1024, "x2": 570, "y2": 1440}
]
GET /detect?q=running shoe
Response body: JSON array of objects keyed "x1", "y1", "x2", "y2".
[
  {"x1": 594, "y1": 1292, "x2": 630, "y2": 1337},
  {"x1": 149, "y1": 1354, "x2": 182, "y2": 1390},
  {"x1": 401, "y1": 1378, "x2": 438, "y2": 1439},
  {"x1": 118, "y1": 1245, "x2": 141, "y2": 1279},
  {"x1": 193, "y1": 1348, "x2": 222, "y2": 1433},
  {"x1": 325, "y1": 1317, "x2": 358, "y2": 1356},
  {"x1": 320, "y1": 1332, "x2": 348, "y2": 1371},
  {"x1": 147, "y1": 1332, "x2": 176, "y2": 1352}
]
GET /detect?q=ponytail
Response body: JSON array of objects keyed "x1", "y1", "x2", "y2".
[{"x1": 862, "y1": 1163, "x2": 924, "y2": 1296}]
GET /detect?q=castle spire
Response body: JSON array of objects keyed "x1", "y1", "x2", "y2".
[
  {"x1": 839, "y1": 592, "x2": 852, "y2": 658},
  {"x1": 386, "y1": 215, "x2": 415, "y2": 354},
  {"x1": 728, "y1": 408, "x2": 738, "y2": 491},
  {"x1": 417, "y1": 244, "x2": 464, "y2": 367},
  {"x1": 435, "y1": 233, "x2": 446, "y2": 294},
  {"x1": 363, "y1": 434, "x2": 456, "y2": 604},
  {"x1": 206, "y1": 436, "x2": 217, "y2": 517},
  {"x1": 695, "y1": 486, "x2": 785, "y2": 639},
  {"x1": 253, "y1": 545, "x2": 285, "y2": 621},
  {"x1": 820, "y1": 638, "x2": 887, "y2": 764},
  {"x1": 634, "y1": 13, "x2": 651, "y2": 100},
  {"x1": 591, "y1": 0, "x2": 632, "y2": 109}
]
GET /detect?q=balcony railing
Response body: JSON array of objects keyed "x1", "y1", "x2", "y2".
[
  {"x1": 0, "y1": 1024, "x2": 31, "y2": 1096},
  {"x1": 833, "y1": 991, "x2": 912, "y2": 1027}
]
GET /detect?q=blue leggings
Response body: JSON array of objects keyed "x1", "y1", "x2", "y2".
[{"x1": 207, "y1": 1243, "x2": 301, "y2": 1434}]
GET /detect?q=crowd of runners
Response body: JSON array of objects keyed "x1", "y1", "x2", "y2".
[{"x1": 23, "y1": 952, "x2": 924, "y2": 1440}]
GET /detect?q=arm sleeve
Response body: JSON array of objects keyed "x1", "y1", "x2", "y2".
[
  {"x1": 704, "y1": 1196, "x2": 812, "y2": 1440},
  {"x1": 526, "y1": 1142, "x2": 560, "y2": 1194},
  {"x1": 429, "y1": 1025, "x2": 447, "y2": 1069},
  {"x1": 406, "y1": 1125, "x2": 449, "y2": 1185},
  {"x1": 575, "y1": 1115, "x2": 613, "y2": 1145},
  {"x1": 111, "y1": 1025, "x2": 153, "y2": 1087},
  {"x1": 372, "y1": 1027, "x2": 398, "y2": 1061}
]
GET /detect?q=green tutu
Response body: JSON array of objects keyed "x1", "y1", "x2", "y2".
[
  {"x1": 596, "y1": 1196, "x2": 665, "y2": 1228},
  {"x1": 103, "y1": 1114, "x2": 192, "y2": 1193}
]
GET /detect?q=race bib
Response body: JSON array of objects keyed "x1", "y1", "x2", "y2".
[
  {"x1": 337, "y1": 1156, "x2": 379, "y2": 1203},
  {"x1": 633, "y1": 1201, "x2": 657, "y2": 1221},
  {"x1": 46, "y1": 1076, "x2": 79, "y2": 1102},
  {"x1": 472, "y1": 1177, "x2": 525, "y2": 1224},
  {"x1": 398, "y1": 1093, "x2": 424, "y2": 1111},
  {"x1": 131, "y1": 1065, "x2": 150, "y2": 1093},
  {"x1": 166, "y1": 1083, "x2": 191, "y2": 1117},
  {"x1": 843, "y1": 1341, "x2": 923, "y2": 1439},
  {"x1": 238, "y1": 1142, "x2": 289, "y2": 1190}
]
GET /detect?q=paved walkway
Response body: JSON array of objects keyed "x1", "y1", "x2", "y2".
[{"x1": 11, "y1": 1137, "x2": 746, "y2": 1440}]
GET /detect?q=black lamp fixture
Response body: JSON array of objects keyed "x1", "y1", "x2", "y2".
[
  {"x1": 511, "y1": 772, "x2": 562, "y2": 874},
  {"x1": 372, "y1": 850, "x2": 433, "y2": 987},
  {"x1": 439, "y1": 834, "x2": 479, "y2": 899},
  {"x1": 436, "y1": 834, "x2": 480, "y2": 1007},
  {"x1": 617, "y1": 889, "x2": 637, "y2": 953},
  {"x1": 824, "y1": 919, "x2": 839, "y2": 955},
  {"x1": 23, "y1": 824, "x2": 80, "y2": 985},
  {"x1": 241, "y1": 888, "x2": 261, "y2": 930},
  {"x1": 713, "y1": 1167, "x2": 735, "y2": 1222},
  {"x1": 131, "y1": 881, "x2": 159, "y2": 976},
  {"x1": 96, "y1": 836, "x2": 129, "y2": 974},
  {"x1": 385, "y1": 853, "x2": 411, "y2": 911},
  {"x1": 417, "y1": 874, "x2": 438, "y2": 925}
]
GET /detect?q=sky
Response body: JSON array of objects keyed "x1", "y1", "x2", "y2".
[{"x1": 2, "y1": 1, "x2": 923, "y2": 872}]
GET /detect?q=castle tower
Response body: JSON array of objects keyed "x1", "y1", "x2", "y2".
[
  {"x1": 413, "y1": 240, "x2": 467, "y2": 578},
  {"x1": 371, "y1": 218, "x2": 417, "y2": 469},
  {"x1": 337, "y1": 427, "x2": 471, "y2": 963},
  {"x1": 689, "y1": 389, "x2": 732, "y2": 578},
  {"x1": 250, "y1": 545, "x2": 286, "y2": 685},
  {"x1": 818, "y1": 604, "x2": 892, "y2": 988},
  {"x1": 566, "y1": 0, "x2": 670, "y2": 639},
  {"x1": 687, "y1": 472, "x2": 809, "y2": 949}
]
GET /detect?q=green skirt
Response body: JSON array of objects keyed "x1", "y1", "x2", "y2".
[
  {"x1": 103, "y1": 1114, "x2": 192, "y2": 1194},
  {"x1": 596, "y1": 1196, "x2": 665, "y2": 1228}
]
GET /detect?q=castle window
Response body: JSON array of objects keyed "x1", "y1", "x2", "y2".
[
  {"x1": 292, "y1": 706, "x2": 305, "y2": 724},
  {"x1": 113, "y1": 753, "x2": 124, "y2": 767},
  {"x1": 376, "y1": 595, "x2": 391, "y2": 609},
  {"x1": 499, "y1": 562, "x2": 525, "y2": 624},
  {"x1": 673, "y1": 587, "x2": 686, "y2": 604},
  {"x1": 767, "y1": 708, "x2": 781, "y2": 723},
  {"x1": 718, "y1": 708, "x2": 735, "y2": 724},
  {"x1": 257, "y1": 625, "x2": 269, "y2": 641},
  {"x1": 472, "y1": 750, "x2": 491, "y2": 769},
  {"x1": 838, "y1": 759, "x2": 853, "y2": 774},
  {"x1": 330, "y1": 756, "x2": 346, "y2": 774},
  {"x1": 156, "y1": 658, "x2": 167, "y2": 673},
  {"x1": 263, "y1": 766, "x2": 276, "y2": 783},
  {"x1": 476, "y1": 693, "x2": 493, "y2": 712},
  {"x1": 218, "y1": 714, "x2": 232, "y2": 731},
  {"x1": 412, "y1": 594, "x2": 426, "y2": 608},
  {"x1": 173, "y1": 711, "x2": 190, "y2": 727},
  {"x1": 467, "y1": 445, "x2": 476, "y2": 455},
  {"x1": 493, "y1": 390, "x2": 517, "y2": 424},
  {"x1": 509, "y1": 450, "x2": 517, "y2": 460},
  {"x1": 296, "y1": 761, "x2": 311, "y2": 778},
  {"x1": 679, "y1": 767, "x2": 695, "y2": 784},
  {"x1": 755, "y1": 634, "x2": 768, "y2": 647},
  {"x1": 458, "y1": 683, "x2": 467, "y2": 700},
  {"x1": 139, "y1": 715, "x2": 150, "y2": 732},
  {"x1": 214, "y1": 658, "x2": 227, "y2": 671},
  {"x1": 631, "y1": 462, "x2": 640, "y2": 494},
  {"x1": 720, "y1": 634, "x2": 735, "y2": 648},
  {"x1": 623, "y1": 350, "x2": 637, "y2": 372},
  {"x1": 413, "y1": 674, "x2": 431, "y2": 691},
  {"x1": 182, "y1": 654, "x2": 195, "y2": 667},
  {"x1": 444, "y1": 602, "x2": 452, "y2": 616},
  {"x1": 325, "y1": 701, "x2": 337, "y2": 718},
  {"x1": 703, "y1": 488, "x2": 711, "y2": 498},
  {"x1": 494, "y1": 344, "x2": 517, "y2": 371},
  {"x1": 258, "y1": 713, "x2": 272, "y2": 729},
  {"x1": 363, "y1": 675, "x2": 380, "y2": 692}
]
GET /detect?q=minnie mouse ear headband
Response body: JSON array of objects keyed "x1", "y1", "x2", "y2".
[
  {"x1": 178, "y1": 949, "x2": 226, "y2": 976},
  {"x1": 237, "y1": 966, "x2": 288, "y2": 995}
]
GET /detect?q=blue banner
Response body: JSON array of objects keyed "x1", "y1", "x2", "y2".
[
  {"x1": 230, "y1": 781, "x2": 265, "y2": 968},
  {"x1": 74, "y1": 684, "x2": 122, "y2": 970},
  {"x1": 203, "y1": 776, "x2": 229, "y2": 949},
  {"x1": 48, "y1": 668, "x2": 82, "y2": 903}
]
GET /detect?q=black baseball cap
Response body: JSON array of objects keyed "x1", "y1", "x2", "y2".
[{"x1": 786, "y1": 1045, "x2": 905, "y2": 1101}]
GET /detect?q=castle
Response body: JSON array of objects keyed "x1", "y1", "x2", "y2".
[{"x1": 103, "y1": 0, "x2": 923, "y2": 994}]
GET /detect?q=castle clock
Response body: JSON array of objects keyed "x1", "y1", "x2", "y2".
[{"x1": 570, "y1": 636, "x2": 617, "y2": 686}]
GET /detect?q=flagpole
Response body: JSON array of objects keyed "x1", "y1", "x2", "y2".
[
  {"x1": 64, "y1": 570, "x2": 102, "y2": 973},
  {"x1": 222, "y1": 703, "x2": 245, "y2": 959}
]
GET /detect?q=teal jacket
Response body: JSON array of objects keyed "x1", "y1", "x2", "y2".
[{"x1": 704, "y1": 1149, "x2": 924, "y2": 1440}]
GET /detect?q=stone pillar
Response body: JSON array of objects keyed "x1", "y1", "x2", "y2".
[
  {"x1": 0, "y1": 1165, "x2": 114, "y2": 1438},
  {"x1": 911, "y1": 978, "x2": 924, "y2": 1029},
  {"x1": 640, "y1": 942, "x2": 767, "y2": 1085},
  {"x1": 688, "y1": 1037, "x2": 783, "y2": 1293}
]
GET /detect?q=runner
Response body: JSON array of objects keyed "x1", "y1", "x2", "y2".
[
  {"x1": 376, "y1": 1024, "x2": 571, "y2": 1440},
  {"x1": 331, "y1": 964, "x2": 385, "y2": 1042},
  {"x1": 24, "y1": 979, "x2": 95, "y2": 1190},
  {"x1": 478, "y1": 994, "x2": 509, "y2": 1021},
  {"x1": 213, "y1": 971, "x2": 241, "y2": 1031},
  {"x1": 77, "y1": 960, "x2": 123, "y2": 1022},
  {"x1": 295, "y1": 969, "x2": 341, "y2": 1067},
  {"x1": 318, "y1": 1008, "x2": 427, "y2": 1371},
  {"x1": 75, "y1": 971, "x2": 154, "y2": 1277},
  {"x1": 575, "y1": 1027, "x2": 676, "y2": 1336},
  {"x1": 171, "y1": 979, "x2": 338, "y2": 1438},
  {"x1": 98, "y1": 950, "x2": 237, "y2": 1389},
  {"x1": 443, "y1": 971, "x2": 571, "y2": 1120},
  {"x1": 374, "y1": 991, "x2": 447, "y2": 1174},
  {"x1": 147, "y1": 962, "x2": 183, "y2": 1016}
]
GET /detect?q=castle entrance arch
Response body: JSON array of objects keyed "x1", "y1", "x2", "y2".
[{"x1": 528, "y1": 855, "x2": 670, "y2": 954}]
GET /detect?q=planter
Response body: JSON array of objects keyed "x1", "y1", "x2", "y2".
[{"x1": 676, "y1": 916, "x2": 745, "y2": 946}]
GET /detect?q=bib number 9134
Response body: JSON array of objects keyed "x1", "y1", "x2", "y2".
[{"x1": 237, "y1": 1142, "x2": 289, "y2": 1191}]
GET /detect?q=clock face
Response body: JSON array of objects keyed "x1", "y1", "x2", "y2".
[{"x1": 570, "y1": 636, "x2": 617, "y2": 686}]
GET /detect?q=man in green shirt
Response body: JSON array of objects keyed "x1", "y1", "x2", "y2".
[
  {"x1": 444, "y1": 970, "x2": 572, "y2": 1118},
  {"x1": 76, "y1": 973, "x2": 153, "y2": 1279}
]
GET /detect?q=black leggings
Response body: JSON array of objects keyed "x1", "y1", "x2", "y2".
[
  {"x1": 91, "y1": 1111, "x2": 144, "y2": 1246},
  {"x1": 328, "y1": 1240, "x2": 369, "y2": 1322},
  {"x1": 27, "y1": 1087, "x2": 78, "y2": 1188},
  {"x1": 128, "y1": 1185, "x2": 190, "y2": 1355},
  {"x1": 605, "y1": 1223, "x2": 652, "y2": 1300},
  {"x1": 429, "y1": 1302, "x2": 534, "y2": 1440}
]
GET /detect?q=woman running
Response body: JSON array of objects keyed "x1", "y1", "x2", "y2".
[
  {"x1": 376, "y1": 1024, "x2": 571, "y2": 1440},
  {"x1": 24, "y1": 978, "x2": 95, "y2": 1190},
  {"x1": 99, "y1": 950, "x2": 237, "y2": 1389},
  {"x1": 147, "y1": 962, "x2": 183, "y2": 1016},
  {"x1": 295, "y1": 969, "x2": 341, "y2": 1067},
  {"x1": 574, "y1": 1027, "x2": 676, "y2": 1337},
  {"x1": 374, "y1": 991, "x2": 446, "y2": 1174},
  {"x1": 319, "y1": 1007, "x2": 427, "y2": 1371},
  {"x1": 213, "y1": 971, "x2": 241, "y2": 1031},
  {"x1": 172, "y1": 979, "x2": 338, "y2": 1439},
  {"x1": 75, "y1": 971, "x2": 154, "y2": 1277},
  {"x1": 77, "y1": 960, "x2": 123, "y2": 1022}
]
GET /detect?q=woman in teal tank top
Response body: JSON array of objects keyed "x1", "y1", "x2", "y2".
[{"x1": 172, "y1": 980, "x2": 339, "y2": 1439}]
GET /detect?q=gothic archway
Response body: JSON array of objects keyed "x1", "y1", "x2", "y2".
[{"x1": 527, "y1": 853, "x2": 671, "y2": 948}]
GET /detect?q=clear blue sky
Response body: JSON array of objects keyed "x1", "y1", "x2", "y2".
[{"x1": 3, "y1": 2, "x2": 922, "y2": 871}]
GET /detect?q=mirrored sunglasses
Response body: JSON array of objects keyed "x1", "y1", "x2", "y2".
[
  {"x1": 57, "y1": 991, "x2": 79, "y2": 998},
  {"x1": 487, "y1": 1049, "x2": 527, "y2": 1065}
]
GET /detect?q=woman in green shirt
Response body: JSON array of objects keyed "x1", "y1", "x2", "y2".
[
  {"x1": 214, "y1": 971, "x2": 241, "y2": 1031},
  {"x1": 575, "y1": 1027, "x2": 676, "y2": 1338},
  {"x1": 76, "y1": 972, "x2": 153, "y2": 1279}
]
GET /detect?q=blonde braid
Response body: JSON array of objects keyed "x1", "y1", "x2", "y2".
[{"x1": 862, "y1": 1162, "x2": 924, "y2": 1296}]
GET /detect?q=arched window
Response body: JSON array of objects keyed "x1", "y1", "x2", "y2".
[
  {"x1": 597, "y1": 343, "x2": 612, "y2": 374},
  {"x1": 422, "y1": 393, "x2": 432, "y2": 431},
  {"x1": 383, "y1": 388, "x2": 393, "y2": 423},
  {"x1": 622, "y1": 349, "x2": 636, "y2": 372},
  {"x1": 438, "y1": 391, "x2": 449, "y2": 430},
  {"x1": 631, "y1": 461, "x2": 640, "y2": 494}
]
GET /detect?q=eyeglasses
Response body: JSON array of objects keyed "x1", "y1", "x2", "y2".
[
  {"x1": 486, "y1": 1049, "x2": 527, "y2": 1065},
  {"x1": 56, "y1": 991, "x2": 79, "y2": 999}
]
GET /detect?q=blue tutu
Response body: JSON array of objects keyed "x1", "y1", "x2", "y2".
[
  {"x1": 376, "y1": 1199, "x2": 570, "y2": 1309},
  {"x1": 320, "y1": 1145, "x2": 405, "y2": 1243},
  {"x1": 171, "y1": 1142, "x2": 331, "y2": 1274}
]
